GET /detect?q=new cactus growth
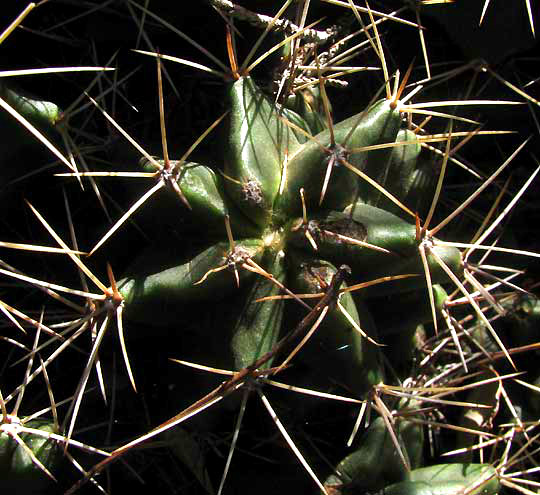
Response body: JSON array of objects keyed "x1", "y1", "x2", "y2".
[{"x1": 1, "y1": 2, "x2": 540, "y2": 494}]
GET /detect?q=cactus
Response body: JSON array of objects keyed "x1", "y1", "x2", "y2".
[{"x1": 1, "y1": 1, "x2": 540, "y2": 494}]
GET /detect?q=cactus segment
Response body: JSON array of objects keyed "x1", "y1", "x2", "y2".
[
  {"x1": 279, "y1": 105, "x2": 314, "y2": 144},
  {"x1": 377, "y1": 285, "x2": 448, "y2": 338},
  {"x1": 325, "y1": 414, "x2": 423, "y2": 492},
  {"x1": 0, "y1": 418, "x2": 60, "y2": 491},
  {"x1": 287, "y1": 205, "x2": 417, "y2": 270},
  {"x1": 177, "y1": 163, "x2": 258, "y2": 236},
  {"x1": 119, "y1": 238, "x2": 265, "y2": 324},
  {"x1": 288, "y1": 203, "x2": 462, "y2": 294},
  {"x1": 10, "y1": 420, "x2": 59, "y2": 479},
  {"x1": 230, "y1": 249, "x2": 287, "y2": 370},
  {"x1": 275, "y1": 98, "x2": 401, "y2": 217},
  {"x1": 501, "y1": 293, "x2": 540, "y2": 347},
  {"x1": 287, "y1": 255, "x2": 384, "y2": 394},
  {"x1": 401, "y1": 160, "x2": 438, "y2": 219},
  {"x1": 408, "y1": 462, "x2": 497, "y2": 485},
  {"x1": 225, "y1": 76, "x2": 301, "y2": 227},
  {"x1": 345, "y1": 202, "x2": 419, "y2": 255},
  {"x1": 360, "y1": 243, "x2": 463, "y2": 297},
  {"x1": 0, "y1": 83, "x2": 63, "y2": 181},
  {"x1": 374, "y1": 285, "x2": 448, "y2": 366},
  {"x1": 383, "y1": 479, "x2": 493, "y2": 495},
  {"x1": 284, "y1": 86, "x2": 328, "y2": 136},
  {"x1": 389, "y1": 129, "x2": 423, "y2": 193},
  {"x1": 0, "y1": 83, "x2": 61, "y2": 130},
  {"x1": 0, "y1": 427, "x2": 16, "y2": 471},
  {"x1": 382, "y1": 463, "x2": 499, "y2": 495},
  {"x1": 344, "y1": 101, "x2": 404, "y2": 205},
  {"x1": 375, "y1": 128, "x2": 422, "y2": 213},
  {"x1": 141, "y1": 159, "x2": 261, "y2": 237}
]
